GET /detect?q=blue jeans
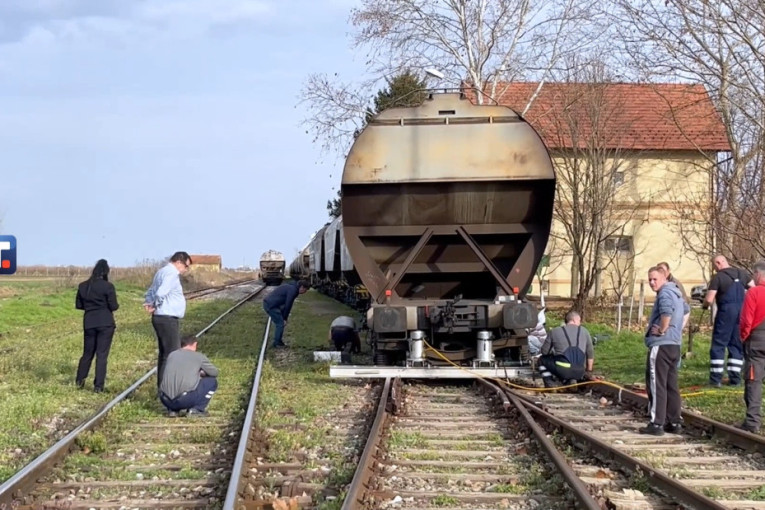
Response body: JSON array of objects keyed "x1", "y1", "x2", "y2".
[
  {"x1": 263, "y1": 302, "x2": 285, "y2": 346},
  {"x1": 160, "y1": 377, "x2": 217, "y2": 413}
]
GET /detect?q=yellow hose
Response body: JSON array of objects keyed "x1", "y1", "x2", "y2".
[{"x1": 421, "y1": 338, "x2": 719, "y2": 398}]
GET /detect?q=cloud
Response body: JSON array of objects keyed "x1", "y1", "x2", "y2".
[
  {"x1": 138, "y1": 0, "x2": 272, "y2": 26},
  {"x1": 0, "y1": 0, "x2": 274, "y2": 45}
]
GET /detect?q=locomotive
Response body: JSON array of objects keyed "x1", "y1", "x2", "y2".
[
  {"x1": 291, "y1": 92, "x2": 555, "y2": 366},
  {"x1": 259, "y1": 250, "x2": 286, "y2": 286}
]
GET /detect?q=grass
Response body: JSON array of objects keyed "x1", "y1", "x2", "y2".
[
  {"x1": 431, "y1": 494, "x2": 459, "y2": 506},
  {"x1": 582, "y1": 307, "x2": 752, "y2": 427},
  {"x1": 0, "y1": 278, "x2": 255, "y2": 483},
  {"x1": 492, "y1": 483, "x2": 525, "y2": 494},
  {"x1": 255, "y1": 289, "x2": 372, "y2": 506},
  {"x1": 389, "y1": 430, "x2": 427, "y2": 448}
]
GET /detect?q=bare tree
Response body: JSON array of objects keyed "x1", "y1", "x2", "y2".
[
  {"x1": 302, "y1": 0, "x2": 603, "y2": 158},
  {"x1": 536, "y1": 235, "x2": 566, "y2": 298},
  {"x1": 300, "y1": 74, "x2": 371, "y2": 159},
  {"x1": 601, "y1": 223, "x2": 651, "y2": 331},
  {"x1": 611, "y1": 0, "x2": 765, "y2": 266},
  {"x1": 540, "y1": 61, "x2": 649, "y2": 318}
]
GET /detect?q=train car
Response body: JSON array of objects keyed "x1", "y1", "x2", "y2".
[
  {"x1": 289, "y1": 243, "x2": 311, "y2": 280},
  {"x1": 259, "y1": 250, "x2": 286, "y2": 286},
  {"x1": 294, "y1": 92, "x2": 555, "y2": 366}
]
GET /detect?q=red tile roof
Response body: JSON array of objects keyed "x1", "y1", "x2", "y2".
[
  {"x1": 190, "y1": 254, "x2": 221, "y2": 266},
  {"x1": 465, "y1": 82, "x2": 730, "y2": 151}
]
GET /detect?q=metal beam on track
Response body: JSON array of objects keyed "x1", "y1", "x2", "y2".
[{"x1": 329, "y1": 365, "x2": 533, "y2": 379}]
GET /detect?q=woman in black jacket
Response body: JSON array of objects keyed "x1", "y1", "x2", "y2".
[{"x1": 75, "y1": 259, "x2": 119, "y2": 392}]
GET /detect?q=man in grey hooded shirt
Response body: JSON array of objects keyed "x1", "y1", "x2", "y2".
[{"x1": 641, "y1": 266, "x2": 690, "y2": 436}]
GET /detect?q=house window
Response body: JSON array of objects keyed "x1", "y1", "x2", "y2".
[
  {"x1": 604, "y1": 236, "x2": 633, "y2": 255},
  {"x1": 613, "y1": 171, "x2": 625, "y2": 188}
]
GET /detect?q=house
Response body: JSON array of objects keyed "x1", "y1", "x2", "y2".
[
  {"x1": 189, "y1": 254, "x2": 222, "y2": 273},
  {"x1": 469, "y1": 82, "x2": 730, "y2": 299}
]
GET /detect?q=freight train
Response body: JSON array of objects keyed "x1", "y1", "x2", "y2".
[
  {"x1": 291, "y1": 92, "x2": 555, "y2": 366},
  {"x1": 259, "y1": 250, "x2": 285, "y2": 286}
]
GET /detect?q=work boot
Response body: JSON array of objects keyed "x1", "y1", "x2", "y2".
[
  {"x1": 639, "y1": 423, "x2": 665, "y2": 436},
  {"x1": 736, "y1": 423, "x2": 758, "y2": 434},
  {"x1": 663, "y1": 422, "x2": 683, "y2": 434}
]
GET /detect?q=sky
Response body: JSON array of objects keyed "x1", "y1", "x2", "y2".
[{"x1": 0, "y1": 0, "x2": 364, "y2": 268}]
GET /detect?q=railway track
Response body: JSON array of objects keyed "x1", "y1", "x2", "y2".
[
  {"x1": 513, "y1": 382, "x2": 765, "y2": 509},
  {"x1": 344, "y1": 379, "x2": 602, "y2": 510},
  {"x1": 184, "y1": 278, "x2": 260, "y2": 300},
  {"x1": 224, "y1": 372, "x2": 380, "y2": 509},
  {"x1": 0, "y1": 281, "x2": 267, "y2": 510},
  {"x1": 341, "y1": 375, "x2": 765, "y2": 510}
]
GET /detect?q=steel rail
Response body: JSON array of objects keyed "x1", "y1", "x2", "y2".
[
  {"x1": 510, "y1": 390, "x2": 728, "y2": 510},
  {"x1": 0, "y1": 284, "x2": 264, "y2": 507},
  {"x1": 185, "y1": 278, "x2": 260, "y2": 299},
  {"x1": 473, "y1": 381, "x2": 600, "y2": 510},
  {"x1": 222, "y1": 316, "x2": 272, "y2": 510},
  {"x1": 589, "y1": 382, "x2": 765, "y2": 454},
  {"x1": 341, "y1": 377, "x2": 393, "y2": 510}
]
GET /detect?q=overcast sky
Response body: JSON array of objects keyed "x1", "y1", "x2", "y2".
[{"x1": 0, "y1": 0, "x2": 363, "y2": 268}]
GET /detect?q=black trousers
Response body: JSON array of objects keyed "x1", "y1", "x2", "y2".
[
  {"x1": 76, "y1": 326, "x2": 115, "y2": 390},
  {"x1": 332, "y1": 327, "x2": 361, "y2": 353},
  {"x1": 645, "y1": 344, "x2": 682, "y2": 426},
  {"x1": 538, "y1": 354, "x2": 585, "y2": 383},
  {"x1": 743, "y1": 331, "x2": 765, "y2": 429},
  {"x1": 152, "y1": 315, "x2": 181, "y2": 387}
]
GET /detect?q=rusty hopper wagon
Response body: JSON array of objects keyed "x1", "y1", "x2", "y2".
[
  {"x1": 259, "y1": 250, "x2": 286, "y2": 286},
  {"x1": 341, "y1": 92, "x2": 555, "y2": 366}
]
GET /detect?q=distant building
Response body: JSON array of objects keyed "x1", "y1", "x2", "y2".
[
  {"x1": 189, "y1": 254, "x2": 222, "y2": 273},
  {"x1": 468, "y1": 82, "x2": 730, "y2": 298}
]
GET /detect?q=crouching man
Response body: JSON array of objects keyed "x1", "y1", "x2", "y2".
[
  {"x1": 330, "y1": 316, "x2": 361, "y2": 352},
  {"x1": 538, "y1": 310, "x2": 594, "y2": 388},
  {"x1": 159, "y1": 335, "x2": 218, "y2": 417}
]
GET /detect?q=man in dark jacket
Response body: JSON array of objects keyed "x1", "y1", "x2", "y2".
[
  {"x1": 262, "y1": 280, "x2": 310, "y2": 348},
  {"x1": 641, "y1": 266, "x2": 690, "y2": 436}
]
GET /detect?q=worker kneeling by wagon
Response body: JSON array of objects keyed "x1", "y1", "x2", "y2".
[
  {"x1": 159, "y1": 336, "x2": 218, "y2": 417},
  {"x1": 537, "y1": 310, "x2": 594, "y2": 388}
]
